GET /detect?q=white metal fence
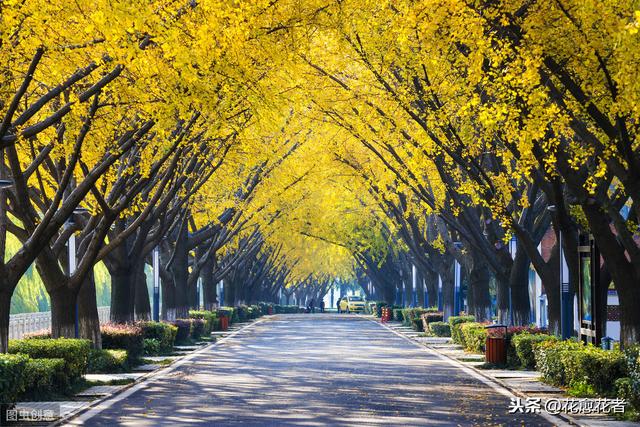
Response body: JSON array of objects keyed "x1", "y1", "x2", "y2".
[{"x1": 8, "y1": 306, "x2": 110, "y2": 339}]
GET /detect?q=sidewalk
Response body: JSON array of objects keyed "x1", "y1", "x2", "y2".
[
  {"x1": 9, "y1": 319, "x2": 263, "y2": 426},
  {"x1": 378, "y1": 319, "x2": 637, "y2": 427}
]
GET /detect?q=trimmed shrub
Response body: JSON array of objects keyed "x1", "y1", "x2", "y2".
[
  {"x1": 535, "y1": 340, "x2": 626, "y2": 395},
  {"x1": 511, "y1": 333, "x2": 557, "y2": 369},
  {"x1": 421, "y1": 312, "x2": 444, "y2": 331},
  {"x1": 190, "y1": 318, "x2": 206, "y2": 340},
  {"x1": 8, "y1": 338, "x2": 91, "y2": 385},
  {"x1": 139, "y1": 321, "x2": 177, "y2": 354},
  {"x1": 88, "y1": 349, "x2": 128, "y2": 373},
  {"x1": 0, "y1": 353, "x2": 29, "y2": 403},
  {"x1": 392, "y1": 308, "x2": 404, "y2": 322},
  {"x1": 189, "y1": 310, "x2": 217, "y2": 334},
  {"x1": 565, "y1": 345, "x2": 625, "y2": 395},
  {"x1": 402, "y1": 308, "x2": 430, "y2": 330},
  {"x1": 172, "y1": 319, "x2": 193, "y2": 344},
  {"x1": 460, "y1": 322, "x2": 488, "y2": 353},
  {"x1": 143, "y1": 339, "x2": 161, "y2": 356},
  {"x1": 429, "y1": 321, "x2": 451, "y2": 337},
  {"x1": 448, "y1": 316, "x2": 475, "y2": 345},
  {"x1": 616, "y1": 345, "x2": 640, "y2": 412},
  {"x1": 22, "y1": 358, "x2": 66, "y2": 398},
  {"x1": 101, "y1": 323, "x2": 144, "y2": 364}
]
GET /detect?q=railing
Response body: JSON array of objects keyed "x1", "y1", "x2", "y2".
[{"x1": 8, "y1": 306, "x2": 110, "y2": 339}]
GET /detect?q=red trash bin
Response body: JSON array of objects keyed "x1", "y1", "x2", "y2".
[
  {"x1": 220, "y1": 315, "x2": 229, "y2": 331},
  {"x1": 485, "y1": 325, "x2": 508, "y2": 365}
]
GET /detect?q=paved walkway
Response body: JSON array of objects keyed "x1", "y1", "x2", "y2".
[{"x1": 71, "y1": 314, "x2": 553, "y2": 426}]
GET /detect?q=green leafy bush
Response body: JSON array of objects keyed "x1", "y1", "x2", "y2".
[
  {"x1": 22, "y1": 358, "x2": 66, "y2": 398},
  {"x1": 402, "y1": 308, "x2": 429, "y2": 330},
  {"x1": 101, "y1": 323, "x2": 144, "y2": 364},
  {"x1": 189, "y1": 310, "x2": 217, "y2": 334},
  {"x1": 0, "y1": 353, "x2": 29, "y2": 403},
  {"x1": 535, "y1": 340, "x2": 626, "y2": 395},
  {"x1": 88, "y1": 349, "x2": 128, "y2": 373},
  {"x1": 448, "y1": 316, "x2": 475, "y2": 345},
  {"x1": 429, "y1": 321, "x2": 451, "y2": 337},
  {"x1": 511, "y1": 333, "x2": 557, "y2": 369},
  {"x1": 172, "y1": 319, "x2": 193, "y2": 344},
  {"x1": 392, "y1": 308, "x2": 404, "y2": 322},
  {"x1": 272, "y1": 305, "x2": 304, "y2": 314},
  {"x1": 616, "y1": 345, "x2": 640, "y2": 413},
  {"x1": 460, "y1": 322, "x2": 487, "y2": 353},
  {"x1": 8, "y1": 338, "x2": 91, "y2": 385},
  {"x1": 143, "y1": 339, "x2": 161, "y2": 356},
  {"x1": 139, "y1": 321, "x2": 177, "y2": 354},
  {"x1": 190, "y1": 318, "x2": 206, "y2": 340},
  {"x1": 422, "y1": 312, "x2": 444, "y2": 326}
]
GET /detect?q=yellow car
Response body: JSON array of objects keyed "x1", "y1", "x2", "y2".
[{"x1": 338, "y1": 295, "x2": 366, "y2": 313}]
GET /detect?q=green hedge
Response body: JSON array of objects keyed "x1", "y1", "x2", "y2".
[
  {"x1": 8, "y1": 338, "x2": 91, "y2": 386},
  {"x1": 22, "y1": 358, "x2": 66, "y2": 398},
  {"x1": 139, "y1": 321, "x2": 177, "y2": 354},
  {"x1": 190, "y1": 318, "x2": 206, "y2": 340},
  {"x1": 535, "y1": 340, "x2": 626, "y2": 395},
  {"x1": 101, "y1": 324, "x2": 144, "y2": 364},
  {"x1": 401, "y1": 308, "x2": 430, "y2": 330},
  {"x1": 429, "y1": 322, "x2": 451, "y2": 337},
  {"x1": 189, "y1": 310, "x2": 217, "y2": 334},
  {"x1": 460, "y1": 322, "x2": 487, "y2": 353},
  {"x1": 172, "y1": 319, "x2": 193, "y2": 344},
  {"x1": 448, "y1": 316, "x2": 475, "y2": 345},
  {"x1": 0, "y1": 353, "x2": 29, "y2": 403},
  {"x1": 392, "y1": 308, "x2": 404, "y2": 322},
  {"x1": 88, "y1": 349, "x2": 128, "y2": 373},
  {"x1": 615, "y1": 345, "x2": 640, "y2": 413},
  {"x1": 511, "y1": 333, "x2": 557, "y2": 369}
]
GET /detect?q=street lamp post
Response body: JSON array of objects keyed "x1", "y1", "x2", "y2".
[
  {"x1": 508, "y1": 236, "x2": 517, "y2": 326},
  {"x1": 153, "y1": 246, "x2": 160, "y2": 321},
  {"x1": 453, "y1": 242, "x2": 463, "y2": 316},
  {"x1": 412, "y1": 265, "x2": 417, "y2": 307},
  {"x1": 548, "y1": 205, "x2": 572, "y2": 339},
  {"x1": 437, "y1": 274, "x2": 443, "y2": 311},
  {"x1": 196, "y1": 277, "x2": 202, "y2": 311},
  {"x1": 68, "y1": 206, "x2": 88, "y2": 338}
]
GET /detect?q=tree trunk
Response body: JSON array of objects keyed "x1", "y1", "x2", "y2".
[
  {"x1": 424, "y1": 268, "x2": 439, "y2": 308},
  {"x1": 496, "y1": 277, "x2": 510, "y2": 324},
  {"x1": 0, "y1": 288, "x2": 11, "y2": 353},
  {"x1": 171, "y1": 224, "x2": 190, "y2": 318},
  {"x1": 50, "y1": 286, "x2": 78, "y2": 338},
  {"x1": 468, "y1": 262, "x2": 491, "y2": 321},
  {"x1": 440, "y1": 265, "x2": 455, "y2": 320},
  {"x1": 161, "y1": 270, "x2": 176, "y2": 321},
  {"x1": 202, "y1": 257, "x2": 217, "y2": 310},
  {"x1": 110, "y1": 268, "x2": 136, "y2": 323},
  {"x1": 135, "y1": 265, "x2": 151, "y2": 321},
  {"x1": 78, "y1": 272, "x2": 101, "y2": 348},
  {"x1": 416, "y1": 268, "x2": 425, "y2": 308},
  {"x1": 510, "y1": 251, "x2": 532, "y2": 326}
]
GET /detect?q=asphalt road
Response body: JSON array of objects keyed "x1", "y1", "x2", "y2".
[{"x1": 74, "y1": 314, "x2": 553, "y2": 426}]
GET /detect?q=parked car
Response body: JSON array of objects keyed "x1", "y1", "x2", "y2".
[{"x1": 338, "y1": 296, "x2": 366, "y2": 313}]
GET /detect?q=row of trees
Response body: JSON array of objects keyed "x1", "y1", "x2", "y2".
[
  {"x1": 270, "y1": 0, "x2": 640, "y2": 343},
  {"x1": 2, "y1": 0, "x2": 640, "y2": 349}
]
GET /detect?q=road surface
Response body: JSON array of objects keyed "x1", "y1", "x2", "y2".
[{"x1": 73, "y1": 314, "x2": 553, "y2": 426}]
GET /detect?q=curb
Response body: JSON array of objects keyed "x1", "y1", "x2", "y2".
[
  {"x1": 362, "y1": 315, "x2": 576, "y2": 426},
  {"x1": 53, "y1": 317, "x2": 269, "y2": 426}
]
